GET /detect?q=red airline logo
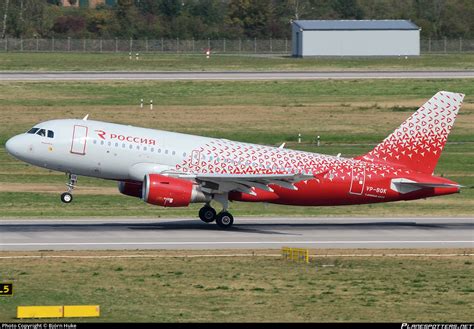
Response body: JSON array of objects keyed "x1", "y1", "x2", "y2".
[
  {"x1": 94, "y1": 130, "x2": 157, "y2": 145},
  {"x1": 96, "y1": 130, "x2": 106, "y2": 140}
]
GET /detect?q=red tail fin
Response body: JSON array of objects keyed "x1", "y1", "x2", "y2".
[{"x1": 357, "y1": 91, "x2": 464, "y2": 174}]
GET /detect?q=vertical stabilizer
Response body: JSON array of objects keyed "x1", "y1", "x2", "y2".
[{"x1": 358, "y1": 91, "x2": 464, "y2": 174}]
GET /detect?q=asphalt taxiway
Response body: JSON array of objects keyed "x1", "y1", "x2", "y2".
[{"x1": 0, "y1": 217, "x2": 472, "y2": 250}]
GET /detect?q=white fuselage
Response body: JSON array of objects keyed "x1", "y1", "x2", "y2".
[
  {"x1": 7, "y1": 118, "x2": 349, "y2": 183},
  {"x1": 5, "y1": 112, "x2": 461, "y2": 210}
]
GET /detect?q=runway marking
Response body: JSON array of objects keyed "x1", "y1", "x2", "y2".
[
  {"x1": 3, "y1": 77, "x2": 474, "y2": 81},
  {"x1": 0, "y1": 240, "x2": 472, "y2": 247},
  {"x1": 0, "y1": 253, "x2": 472, "y2": 260},
  {"x1": 0, "y1": 254, "x2": 279, "y2": 259}
]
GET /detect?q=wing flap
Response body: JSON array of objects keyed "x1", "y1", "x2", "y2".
[{"x1": 181, "y1": 172, "x2": 315, "y2": 194}]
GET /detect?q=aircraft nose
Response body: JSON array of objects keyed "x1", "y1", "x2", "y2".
[
  {"x1": 5, "y1": 135, "x2": 25, "y2": 158},
  {"x1": 5, "y1": 134, "x2": 39, "y2": 165},
  {"x1": 5, "y1": 136, "x2": 19, "y2": 156}
]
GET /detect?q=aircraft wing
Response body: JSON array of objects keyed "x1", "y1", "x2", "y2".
[
  {"x1": 193, "y1": 173, "x2": 314, "y2": 195},
  {"x1": 129, "y1": 162, "x2": 320, "y2": 195},
  {"x1": 176, "y1": 172, "x2": 315, "y2": 195}
]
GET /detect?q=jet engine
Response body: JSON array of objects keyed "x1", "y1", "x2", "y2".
[
  {"x1": 118, "y1": 181, "x2": 143, "y2": 198},
  {"x1": 142, "y1": 174, "x2": 209, "y2": 207}
]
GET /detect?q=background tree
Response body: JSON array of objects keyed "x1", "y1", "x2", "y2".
[
  {"x1": 1, "y1": 0, "x2": 9, "y2": 38},
  {"x1": 0, "y1": 0, "x2": 473, "y2": 39}
]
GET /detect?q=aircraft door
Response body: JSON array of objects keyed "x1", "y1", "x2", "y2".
[
  {"x1": 70, "y1": 125, "x2": 88, "y2": 155},
  {"x1": 349, "y1": 166, "x2": 365, "y2": 195}
]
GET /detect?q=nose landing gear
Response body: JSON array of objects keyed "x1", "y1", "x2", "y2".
[
  {"x1": 60, "y1": 192, "x2": 73, "y2": 203},
  {"x1": 61, "y1": 173, "x2": 77, "y2": 204}
]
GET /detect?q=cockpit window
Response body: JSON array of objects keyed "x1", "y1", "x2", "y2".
[
  {"x1": 47, "y1": 130, "x2": 54, "y2": 138},
  {"x1": 27, "y1": 128, "x2": 39, "y2": 134},
  {"x1": 36, "y1": 129, "x2": 46, "y2": 137}
]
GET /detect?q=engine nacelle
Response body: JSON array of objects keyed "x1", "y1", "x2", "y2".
[
  {"x1": 118, "y1": 181, "x2": 143, "y2": 198},
  {"x1": 142, "y1": 174, "x2": 209, "y2": 207}
]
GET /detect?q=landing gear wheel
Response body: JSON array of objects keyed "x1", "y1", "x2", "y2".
[
  {"x1": 61, "y1": 192, "x2": 73, "y2": 204},
  {"x1": 61, "y1": 173, "x2": 77, "y2": 204},
  {"x1": 216, "y1": 212, "x2": 234, "y2": 229},
  {"x1": 199, "y1": 206, "x2": 217, "y2": 223}
]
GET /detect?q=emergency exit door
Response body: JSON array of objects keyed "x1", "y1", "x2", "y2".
[{"x1": 70, "y1": 125, "x2": 88, "y2": 155}]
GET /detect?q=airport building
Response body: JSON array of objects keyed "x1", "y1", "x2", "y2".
[{"x1": 291, "y1": 20, "x2": 420, "y2": 57}]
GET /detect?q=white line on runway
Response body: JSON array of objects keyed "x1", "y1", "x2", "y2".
[
  {"x1": 1, "y1": 241, "x2": 472, "y2": 246},
  {"x1": 0, "y1": 253, "x2": 473, "y2": 260},
  {"x1": 3, "y1": 77, "x2": 474, "y2": 81}
]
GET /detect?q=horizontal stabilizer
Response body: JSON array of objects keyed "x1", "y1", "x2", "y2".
[
  {"x1": 398, "y1": 181, "x2": 461, "y2": 189},
  {"x1": 391, "y1": 178, "x2": 461, "y2": 194}
]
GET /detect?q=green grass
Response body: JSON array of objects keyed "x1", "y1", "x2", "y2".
[
  {"x1": 0, "y1": 79, "x2": 473, "y2": 218},
  {"x1": 0, "y1": 251, "x2": 472, "y2": 322},
  {"x1": 1, "y1": 143, "x2": 473, "y2": 218},
  {"x1": 1, "y1": 79, "x2": 473, "y2": 145},
  {"x1": 0, "y1": 189, "x2": 473, "y2": 218},
  {"x1": 1, "y1": 53, "x2": 474, "y2": 71},
  {"x1": 2, "y1": 78, "x2": 474, "y2": 108}
]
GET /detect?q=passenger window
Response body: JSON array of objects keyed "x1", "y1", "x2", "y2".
[
  {"x1": 93, "y1": 140, "x2": 97, "y2": 144},
  {"x1": 129, "y1": 144, "x2": 133, "y2": 149},
  {"x1": 165, "y1": 150, "x2": 168, "y2": 154},
  {"x1": 172, "y1": 151, "x2": 175, "y2": 155},
  {"x1": 47, "y1": 131, "x2": 54, "y2": 138},
  {"x1": 144, "y1": 147, "x2": 147, "y2": 151},
  {"x1": 27, "y1": 128, "x2": 39, "y2": 134},
  {"x1": 101, "y1": 140, "x2": 105, "y2": 145},
  {"x1": 115, "y1": 143, "x2": 118, "y2": 147},
  {"x1": 36, "y1": 129, "x2": 46, "y2": 137}
]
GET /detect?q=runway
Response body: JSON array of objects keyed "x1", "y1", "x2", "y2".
[
  {"x1": 0, "y1": 217, "x2": 472, "y2": 251},
  {"x1": 1, "y1": 70, "x2": 474, "y2": 81}
]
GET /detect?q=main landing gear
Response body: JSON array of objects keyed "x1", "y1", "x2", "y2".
[
  {"x1": 216, "y1": 211, "x2": 234, "y2": 229},
  {"x1": 199, "y1": 205, "x2": 217, "y2": 223},
  {"x1": 198, "y1": 194, "x2": 234, "y2": 229},
  {"x1": 61, "y1": 173, "x2": 77, "y2": 204}
]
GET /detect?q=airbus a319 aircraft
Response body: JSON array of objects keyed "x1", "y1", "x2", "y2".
[{"x1": 5, "y1": 91, "x2": 463, "y2": 228}]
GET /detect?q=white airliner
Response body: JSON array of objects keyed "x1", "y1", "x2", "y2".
[{"x1": 5, "y1": 91, "x2": 463, "y2": 228}]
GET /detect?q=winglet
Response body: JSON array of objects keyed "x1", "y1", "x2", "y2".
[
  {"x1": 279, "y1": 143, "x2": 286, "y2": 149},
  {"x1": 82, "y1": 114, "x2": 89, "y2": 121}
]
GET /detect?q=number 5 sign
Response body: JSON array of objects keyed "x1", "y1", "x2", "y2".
[{"x1": 0, "y1": 283, "x2": 13, "y2": 296}]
